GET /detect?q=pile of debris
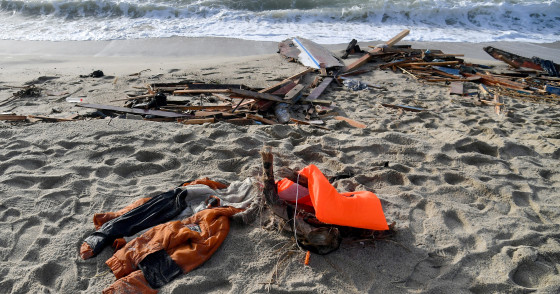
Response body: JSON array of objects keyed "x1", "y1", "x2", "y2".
[{"x1": 2, "y1": 29, "x2": 559, "y2": 125}]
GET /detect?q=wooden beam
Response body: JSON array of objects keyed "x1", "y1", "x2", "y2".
[
  {"x1": 77, "y1": 103, "x2": 190, "y2": 118},
  {"x1": 284, "y1": 84, "x2": 307, "y2": 102},
  {"x1": 246, "y1": 113, "x2": 277, "y2": 125},
  {"x1": 0, "y1": 115, "x2": 27, "y2": 121},
  {"x1": 229, "y1": 89, "x2": 286, "y2": 103},
  {"x1": 160, "y1": 105, "x2": 232, "y2": 111},
  {"x1": 343, "y1": 29, "x2": 410, "y2": 73},
  {"x1": 307, "y1": 77, "x2": 334, "y2": 101},
  {"x1": 173, "y1": 89, "x2": 231, "y2": 95},
  {"x1": 400, "y1": 61, "x2": 460, "y2": 67},
  {"x1": 259, "y1": 68, "x2": 313, "y2": 94}
]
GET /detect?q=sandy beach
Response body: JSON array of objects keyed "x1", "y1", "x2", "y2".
[{"x1": 1, "y1": 37, "x2": 560, "y2": 293}]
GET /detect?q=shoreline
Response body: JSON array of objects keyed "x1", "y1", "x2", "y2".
[{"x1": 1, "y1": 37, "x2": 559, "y2": 61}]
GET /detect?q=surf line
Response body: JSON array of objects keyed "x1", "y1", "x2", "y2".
[{"x1": 293, "y1": 37, "x2": 321, "y2": 69}]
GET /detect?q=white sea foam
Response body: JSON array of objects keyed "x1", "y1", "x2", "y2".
[{"x1": 0, "y1": 0, "x2": 558, "y2": 43}]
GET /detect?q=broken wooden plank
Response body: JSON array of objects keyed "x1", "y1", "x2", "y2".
[
  {"x1": 225, "y1": 118, "x2": 254, "y2": 125},
  {"x1": 0, "y1": 114, "x2": 27, "y2": 121},
  {"x1": 173, "y1": 89, "x2": 232, "y2": 95},
  {"x1": 343, "y1": 29, "x2": 410, "y2": 73},
  {"x1": 77, "y1": 103, "x2": 190, "y2": 118},
  {"x1": 229, "y1": 89, "x2": 286, "y2": 103},
  {"x1": 307, "y1": 77, "x2": 334, "y2": 101},
  {"x1": 464, "y1": 73, "x2": 529, "y2": 92},
  {"x1": 246, "y1": 113, "x2": 277, "y2": 125},
  {"x1": 290, "y1": 118, "x2": 330, "y2": 130},
  {"x1": 400, "y1": 61, "x2": 460, "y2": 67},
  {"x1": 333, "y1": 116, "x2": 366, "y2": 128},
  {"x1": 178, "y1": 118, "x2": 215, "y2": 125},
  {"x1": 193, "y1": 111, "x2": 239, "y2": 118},
  {"x1": 301, "y1": 99, "x2": 332, "y2": 106},
  {"x1": 494, "y1": 94, "x2": 503, "y2": 115},
  {"x1": 284, "y1": 84, "x2": 307, "y2": 102},
  {"x1": 26, "y1": 115, "x2": 76, "y2": 122},
  {"x1": 382, "y1": 104, "x2": 425, "y2": 112},
  {"x1": 272, "y1": 81, "x2": 298, "y2": 96},
  {"x1": 398, "y1": 67, "x2": 419, "y2": 80},
  {"x1": 259, "y1": 68, "x2": 313, "y2": 94},
  {"x1": 160, "y1": 105, "x2": 233, "y2": 111}
]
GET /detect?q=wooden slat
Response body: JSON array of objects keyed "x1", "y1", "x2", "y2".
[
  {"x1": 173, "y1": 89, "x2": 231, "y2": 95},
  {"x1": 272, "y1": 82, "x2": 298, "y2": 96},
  {"x1": 382, "y1": 104, "x2": 425, "y2": 112},
  {"x1": 284, "y1": 84, "x2": 307, "y2": 102},
  {"x1": 333, "y1": 116, "x2": 366, "y2": 128},
  {"x1": 77, "y1": 103, "x2": 190, "y2": 118},
  {"x1": 26, "y1": 115, "x2": 76, "y2": 122},
  {"x1": 290, "y1": 118, "x2": 330, "y2": 130},
  {"x1": 160, "y1": 105, "x2": 232, "y2": 111},
  {"x1": 246, "y1": 113, "x2": 277, "y2": 125},
  {"x1": 400, "y1": 61, "x2": 460, "y2": 67},
  {"x1": 259, "y1": 68, "x2": 313, "y2": 94},
  {"x1": 178, "y1": 118, "x2": 215, "y2": 125},
  {"x1": 307, "y1": 77, "x2": 333, "y2": 101},
  {"x1": 464, "y1": 73, "x2": 529, "y2": 92},
  {"x1": 0, "y1": 115, "x2": 27, "y2": 121},
  {"x1": 229, "y1": 89, "x2": 285, "y2": 103}
]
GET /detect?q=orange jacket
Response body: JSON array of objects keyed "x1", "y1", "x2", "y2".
[{"x1": 103, "y1": 206, "x2": 243, "y2": 294}]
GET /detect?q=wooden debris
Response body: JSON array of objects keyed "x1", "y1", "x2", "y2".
[
  {"x1": 284, "y1": 84, "x2": 307, "y2": 102},
  {"x1": 77, "y1": 103, "x2": 191, "y2": 118},
  {"x1": 290, "y1": 118, "x2": 329, "y2": 130},
  {"x1": 178, "y1": 118, "x2": 215, "y2": 125},
  {"x1": 230, "y1": 89, "x2": 286, "y2": 103},
  {"x1": 26, "y1": 115, "x2": 76, "y2": 123},
  {"x1": 173, "y1": 89, "x2": 232, "y2": 95},
  {"x1": 333, "y1": 116, "x2": 366, "y2": 128},
  {"x1": 343, "y1": 29, "x2": 410, "y2": 73},
  {"x1": 307, "y1": 77, "x2": 333, "y2": 101},
  {"x1": 246, "y1": 113, "x2": 276, "y2": 125},
  {"x1": 494, "y1": 94, "x2": 503, "y2": 115},
  {"x1": 0, "y1": 115, "x2": 27, "y2": 121},
  {"x1": 382, "y1": 104, "x2": 425, "y2": 112}
]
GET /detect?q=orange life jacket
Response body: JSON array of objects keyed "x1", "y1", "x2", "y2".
[{"x1": 297, "y1": 164, "x2": 389, "y2": 230}]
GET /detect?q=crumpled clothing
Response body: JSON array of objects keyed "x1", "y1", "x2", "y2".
[
  {"x1": 103, "y1": 206, "x2": 243, "y2": 294},
  {"x1": 80, "y1": 178, "x2": 258, "y2": 259}
]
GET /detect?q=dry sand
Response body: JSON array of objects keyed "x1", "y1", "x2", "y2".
[{"x1": 1, "y1": 37, "x2": 560, "y2": 293}]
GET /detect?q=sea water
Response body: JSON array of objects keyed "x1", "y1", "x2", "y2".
[{"x1": 0, "y1": 0, "x2": 558, "y2": 43}]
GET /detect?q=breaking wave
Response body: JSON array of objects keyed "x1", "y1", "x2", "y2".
[{"x1": 0, "y1": 0, "x2": 559, "y2": 43}]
